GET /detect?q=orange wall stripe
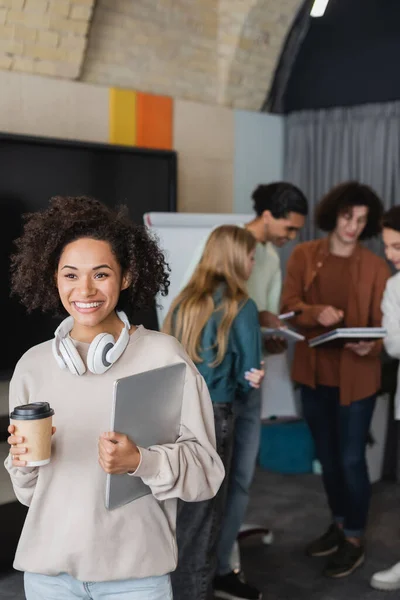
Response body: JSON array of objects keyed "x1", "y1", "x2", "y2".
[
  {"x1": 109, "y1": 88, "x2": 137, "y2": 146},
  {"x1": 136, "y1": 92, "x2": 173, "y2": 150}
]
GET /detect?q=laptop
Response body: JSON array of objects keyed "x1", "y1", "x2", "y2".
[{"x1": 105, "y1": 362, "x2": 186, "y2": 510}]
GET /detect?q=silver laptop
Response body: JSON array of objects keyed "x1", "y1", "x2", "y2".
[{"x1": 105, "y1": 362, "x2": 186, "y2": 510}]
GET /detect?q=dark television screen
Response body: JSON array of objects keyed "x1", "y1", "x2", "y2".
[{"x1": 0, "y1": 133, "x2": 177, "y2": 379}]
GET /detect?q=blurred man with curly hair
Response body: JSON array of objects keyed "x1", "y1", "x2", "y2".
[{"x1": 281, "y1": 182, "x2": 391, "y2": 579}]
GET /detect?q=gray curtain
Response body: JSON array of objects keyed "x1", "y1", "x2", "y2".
[{"x1": 284, "y1": 101, "x2": 400, "y2": 245}]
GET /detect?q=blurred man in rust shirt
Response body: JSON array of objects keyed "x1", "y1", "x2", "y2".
[{"x1": 281, "y1": 182, "x2": 391, "y2": 579}]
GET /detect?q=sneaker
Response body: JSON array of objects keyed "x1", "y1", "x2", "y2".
[
  {"x1": 323, "y1": 539, "x2": 365, "y2": 578},
  {"x1": 238, "y1": 525, "x2": 274, "y2": 546},
  {"x1": 371, "y1": 562, "x2": 400, "y2": 591},
  {"x1": 306, "y1": 523, "x2": 344, "y2": 557},
  {"x1": 213, "y1": 571, "x2": 262, "y2": 599},
  {"x1": 261, "y1": 529, "x2": 274, "y2": 545}
]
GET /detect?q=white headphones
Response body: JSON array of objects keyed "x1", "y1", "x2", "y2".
[{"x1": 52, "y1": 310, "x2": 131, "y2": 376}]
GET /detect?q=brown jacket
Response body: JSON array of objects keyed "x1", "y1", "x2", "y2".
[{"x1": 281, "y1": 238, "x2": 391, "y2": 405}]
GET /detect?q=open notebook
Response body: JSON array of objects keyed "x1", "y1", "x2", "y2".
[
  {"x1": 308, "y1": 328, "x2": 386, "y2": 348},
  {"x1": 105, "y1": 362, "x2": 186, "y2": 510},
  {"x1": 261, "y1": 327, "x2": 305, "y2": 343}
]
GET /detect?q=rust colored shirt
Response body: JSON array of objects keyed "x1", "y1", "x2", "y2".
[
  {"x1": 280, "y1": 238, "x2": 391, "y2": 405},
  {"x1": 315, "y1": 254, "x2": 351, "y2": 386}
]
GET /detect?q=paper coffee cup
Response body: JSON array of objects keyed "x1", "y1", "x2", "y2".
[{"x1": 10, "y1": 402, "x2": 55, "y2": 466}]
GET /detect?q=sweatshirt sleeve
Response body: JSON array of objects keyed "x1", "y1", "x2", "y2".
[
  {"x1": 365, "y1": 259, "x2": 391, "y2": 358},
  {"x1": 131, "y1": 366, "x2": 225, "y2": 502},
  {"x1": 382, "y1": 275, "x2": 400, "y2": 359},
  {"x1": 231, "y1": 299, "x2": 263, "y2": 396},
  {"x1": 4, "y1": 368, "x2": 39, "y2": 507},
  {"x1": 280, "y1": 245, "x2": 325, "y2": 328}
]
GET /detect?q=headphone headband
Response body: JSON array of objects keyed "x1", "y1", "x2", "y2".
[{"x1": 52, "y1": 311, "x2": 131, "y2": 375}]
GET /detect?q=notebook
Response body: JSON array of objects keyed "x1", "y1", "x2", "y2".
[
  {"x1": 308, "y1": 327, "x2": 386, "y2": 348},
  {"x1": 105, "y1": 362, "x2": 186, "y2": 510},
  {"x1": 261, "y1": 327, "x2": 305, "y2": 343}
]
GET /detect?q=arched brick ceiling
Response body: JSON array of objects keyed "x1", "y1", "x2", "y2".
[
  {"x1": 80, "y1": 0, "x2": 303, "y2": 110},
  {"x1": 0, "y1": 0, "x2": 303, "y2": 111}
]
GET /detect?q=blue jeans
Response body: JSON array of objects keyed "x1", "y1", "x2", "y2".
[
  {"x1": 24, "y1": 572, "x2": 172, "y2": 600},
  {"x1": 301, "y1": 385, "x2": 376, "y2": 537},
  {"x1": 171, "y1": 403, "x2": 234, "y2": 600},
  {"x1": 216, "y1": 388, "x2": 262, "y2": 575}
]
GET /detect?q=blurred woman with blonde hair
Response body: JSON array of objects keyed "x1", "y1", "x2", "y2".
[{"x1": 164, "y1": 225, "x2": 265, "y2": 600}]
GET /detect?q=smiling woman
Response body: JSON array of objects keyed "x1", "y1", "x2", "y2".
[
  {"x1": 11, "y1": 196, "x2": 169, "y2": 320},
  {"x1": 4, "y1": 195, "x2": 224, "y2": 600},
  {"x1": 57, "y1": 238, "x2": 133, "y2": 343}
]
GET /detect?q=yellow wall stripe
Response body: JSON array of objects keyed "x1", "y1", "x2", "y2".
[{"x1": 109, "y1": 88, "x2": 137, "y2": 146}]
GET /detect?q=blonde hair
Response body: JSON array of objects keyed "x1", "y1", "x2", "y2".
[{"x1": 163, "y1": 225, "x2": 256, "y2": 366}]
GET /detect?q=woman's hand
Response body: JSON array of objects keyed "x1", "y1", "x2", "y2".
[
  {"x1": 7, "y1": 424, "x2": 56, "y2": 467},
  {"x1": 244, "y1": 363, "x2": 265, "y2": 389},
  {"x1": 317, "y1": 306, "x2": 344, "y2": 327},
  {"x1": 98, "y1": 432, "x2": 141, "y2": 475},
  {"x1": 345, "y1": 341, "x2": 375, "y2": 356}
]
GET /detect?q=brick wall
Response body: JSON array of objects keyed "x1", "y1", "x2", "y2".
[
  {"x1": 0, "y1": 0, "x2": 302, "y2": 111},
  {"x1": 218, "y1": 0, "x2": 303, "y2": 110},
  {"x1": 81, "y1": 0, "x2": 302, "y2": 110},
  {"x1": 82, "y1": 0, "x2": 219, "y2": 104},
  {"x1": 0, "y1": 0, "x2": 94, "y2": 78}
]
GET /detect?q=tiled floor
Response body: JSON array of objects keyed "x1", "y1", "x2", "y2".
[
  {"x1": 241, "y1": 471, "x2": 400, "y2": 600},
  {"x1": 0, "y1": 469, "x2": 399, "y2": 599},
  {"x1": 0, "y1": 571, "x2": 23, "y2": 600}
]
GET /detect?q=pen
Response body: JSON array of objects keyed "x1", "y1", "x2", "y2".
[{"x1": 278, "y1": 310, "x2": 302, "y2": 321}]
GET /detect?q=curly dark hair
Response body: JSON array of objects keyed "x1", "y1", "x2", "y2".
[
  {"x1": 383, "y1": 206, "x2": 400, "y2": 233},
  {"x1": 11, "y1": 196, "x2": 170, "y2": 319},
  {"x1": 315, "y1": 181, "x2": 384, "y2": 240}
]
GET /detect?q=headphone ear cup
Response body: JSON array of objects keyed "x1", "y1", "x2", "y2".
[
  {"x1": 105, "y1": 326, "x2": 130, "y2": 365},
  {"x1": 87, "y1": 333, "x2": 115, "y2": 375},
  {"x1": 60, "y1": 338, "x2": 86, "y2": 376}
]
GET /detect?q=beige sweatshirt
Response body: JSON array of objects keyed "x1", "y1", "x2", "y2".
[{"x1": 4, "y1": 326, "x2": 224, "y2": 582}]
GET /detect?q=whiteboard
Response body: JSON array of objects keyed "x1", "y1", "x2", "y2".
[
  {"x1": 144, "y1": 212, "x2": 252, "y2": 326},
  {"x1": 144, "y1": 211, "x2": 299, "y2": 418}
]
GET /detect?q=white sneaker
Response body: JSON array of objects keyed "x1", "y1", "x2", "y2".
[
  {"x1": 371, "y1": 562, "x2": 400, "y2": 591},
  {"x1": 261, "y1": 530, "x2": 274, "y2": 545}
]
